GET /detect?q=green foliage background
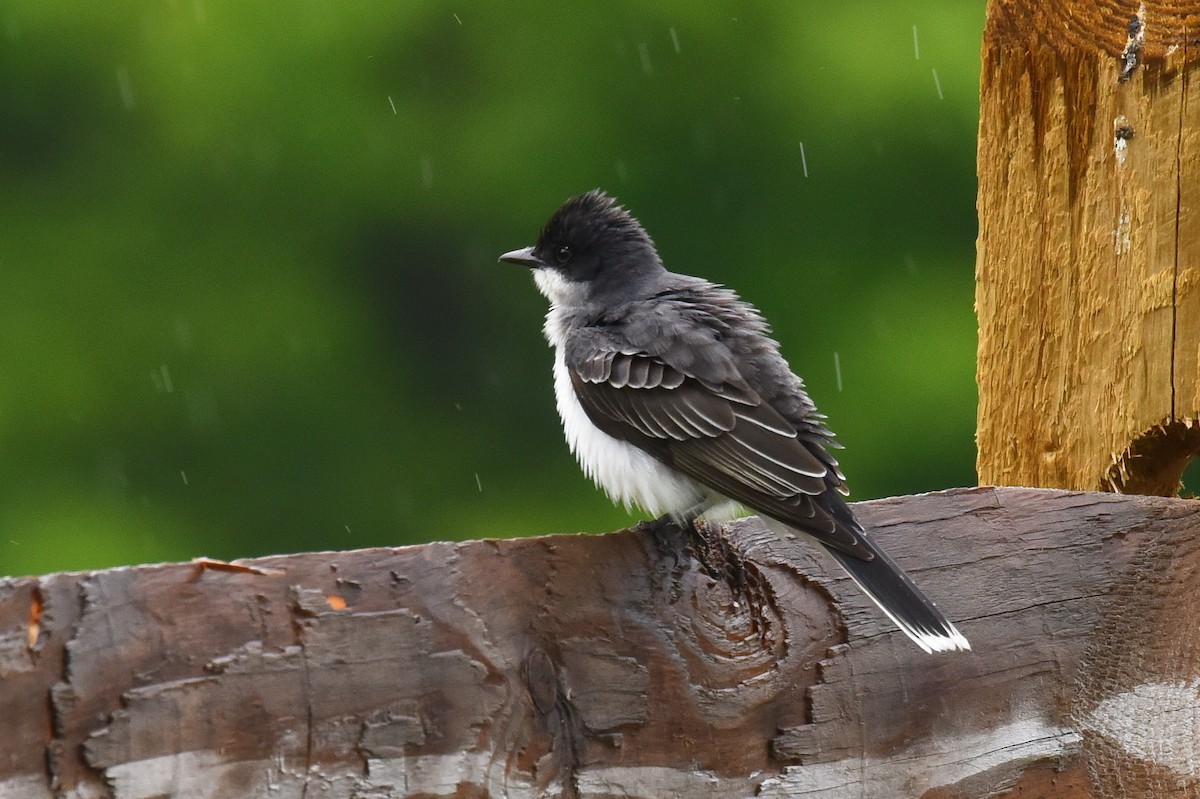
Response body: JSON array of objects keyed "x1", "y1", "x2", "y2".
[{"x1": 0, "y1": 2, "x2": 985, "y2": 577}]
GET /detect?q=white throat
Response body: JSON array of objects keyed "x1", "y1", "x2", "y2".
[{"x1": 533, "y1": 267, "x2": 588, "y2": 307}]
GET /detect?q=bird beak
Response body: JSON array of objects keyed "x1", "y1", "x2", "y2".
[{"x1": 498, "y1": 246, "x2": 544, "y2": 267}]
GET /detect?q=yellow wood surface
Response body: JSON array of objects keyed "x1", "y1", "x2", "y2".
[{"x1": 977, "y1": 0, "x2": 1200, "y2": 494}]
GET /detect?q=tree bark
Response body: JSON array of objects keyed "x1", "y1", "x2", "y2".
[
  {"x1": 976, "y1": 0, "x2": 1200, "y2": 494},
  {"x1": 3, "y1": 487, "x2": 1199, "y2": 798}
]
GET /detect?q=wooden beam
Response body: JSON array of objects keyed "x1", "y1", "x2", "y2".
[
  {"x1": 3, "y1": 488, "x2": 1198, "y2": 798},
  {"x1": 976, "y1": 0, "x2": 1200, "y2": 494}
]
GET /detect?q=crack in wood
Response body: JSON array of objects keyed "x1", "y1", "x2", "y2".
[
  {"x1": 1170, "y1": 32, "x2": 1188, "y2": 422},
  {"x1": 524, "y1": 647, "x2": 584, "y2": 799}
]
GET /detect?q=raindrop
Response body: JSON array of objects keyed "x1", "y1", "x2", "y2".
[
  {"x1": 173, "y1": 316, "x2": 193, "y2": 349},
  {"x1": 419, "y1": 154, "x2": 434, "y2": 188},
  {"x1": 151, "y1": 364, "x2": 174, "y2": 394},
  {"x1": 474, "y1": 473, "x2": 483, "y2": 492},
  {"x1": 931, "y1": 68, "x2": 944, "y2": 100},
  {"x1": 637, "y1": 42, "x2": 653, "y2": 75},
  {"x1": 798, "y1": 141, "x2": 809, "y2": 178},
  {"x1": 116, "y1": 66, "x2": 136, "y2": 110},
  {"x1": 180, "y1": 470, "x2": 189, "y2": 485},
  {"x1": 453, "y1": 12, "x2": 462, "y2": 25},
  {"x1": 833, "y1": 352, "x2": 843, "y2": 392},
  {"x1": 912, "y1": 25, "x2": 920, "y2": 60},
  {"x1": 387, "y1": 95, "x2": 397, "y2": 115},
  {"x1": 669, "y1": 27, "x2": 681, "y2": 54},
  {"x1": 97, "y1": 450, "x2": 129, "y2": 495},
  {"x1": 615, "y1": 159, "x2": 629, "y2": 184}
]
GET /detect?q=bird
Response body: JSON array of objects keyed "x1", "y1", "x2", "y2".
[{"x1": 499, "y1": 189, "x2": 969, "y2": 654}]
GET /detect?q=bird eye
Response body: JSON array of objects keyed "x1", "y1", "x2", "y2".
[{"x1": 555, "y1": 245, "x2": 572, "y2": 264}]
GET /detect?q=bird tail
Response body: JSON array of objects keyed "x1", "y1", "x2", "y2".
[{"x1": 824, "y1": 536, "x2": 970, "y2": 654}]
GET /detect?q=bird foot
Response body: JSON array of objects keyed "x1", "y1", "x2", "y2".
[{"x1": 634, "y1": 514, "x2": 690, "y2": 566}]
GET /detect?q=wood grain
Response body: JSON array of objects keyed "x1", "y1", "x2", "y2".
[
  {"x1": 2, "y1": 488, "x2": 1199, "y2": 797},
  {"x1": 977, "y1": 0, "x2": 1200, "y2": 493}
]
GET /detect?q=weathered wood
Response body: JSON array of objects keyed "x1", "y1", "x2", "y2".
[
  {"x1": 976, "y1": 0, "x2": 1200, "y2": 494},
  {"x1": 2, "y1": 487, "x2": 1199, "y2": 798}
]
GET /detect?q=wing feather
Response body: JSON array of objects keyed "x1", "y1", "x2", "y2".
[
  {"x1": 733, "y1": 409, "x2": 797, "y2": 437},
  {"x1": 609, "y1": 355, "x2": 632, "y2": 388},
  {"x1": 626, "y1": 357, "x2": 652, "y2": 388},
  {"x1": 565, "y1": 344, "x2": 866, "y2": 556},
  {"x1": 725, "y1": 416, "x2": 828, "y2": 479}
]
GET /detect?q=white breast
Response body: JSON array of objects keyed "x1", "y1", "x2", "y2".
[
  {"x1": 540, "y1": 297, "x2": 703, "y2": 518},
  {"x1": 551, "y1": 352, "x2": 703, "y2": 516}
]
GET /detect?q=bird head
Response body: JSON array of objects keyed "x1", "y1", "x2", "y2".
[{"x1": 500, "y1": 189, "x2": 663, "y2": 307}]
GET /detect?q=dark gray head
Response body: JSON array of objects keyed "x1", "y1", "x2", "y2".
[{"x1": 499, "y1": 190, "x2": 665, "y2": 307}]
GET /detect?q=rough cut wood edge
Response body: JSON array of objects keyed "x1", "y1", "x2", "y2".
[
  {"x1": 2, "y1": 487, "x2": 1199, "y2": 798},
  {"x1": 975, "y1": 0, "x2": 1200, "y2": 494}
]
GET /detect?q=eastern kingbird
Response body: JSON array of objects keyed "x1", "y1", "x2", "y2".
[{"x1": 500, "y1": 190, "x2": 969, "y2": 654}]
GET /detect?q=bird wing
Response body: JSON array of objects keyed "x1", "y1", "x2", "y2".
[{"x1": 567, "y1": 345, "x2": 871, "y2": 558}]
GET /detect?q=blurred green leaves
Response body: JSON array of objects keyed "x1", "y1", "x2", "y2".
[{"x1": 0, "y1": 2, "x2": 985, "y2": 576}]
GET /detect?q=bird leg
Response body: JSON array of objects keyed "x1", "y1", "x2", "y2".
[
  {"x1": 633, "y1": 506, "x2": 748, "y2": 584},
  {"x1": 633, "y1": 513, "x2": 692, "y2": 568}
]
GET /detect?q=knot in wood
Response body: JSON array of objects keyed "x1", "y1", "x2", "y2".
[{"x1": 668, "y1": 527, "x2": 787, "y2": 695}]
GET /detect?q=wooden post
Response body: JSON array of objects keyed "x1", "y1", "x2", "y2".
[
  {"x1": 3, "y1": 488, "x2": 1200, "y2": 799},
  {"x1": 976, "y1": 0, "x2": 1200, "y2": 494}
]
